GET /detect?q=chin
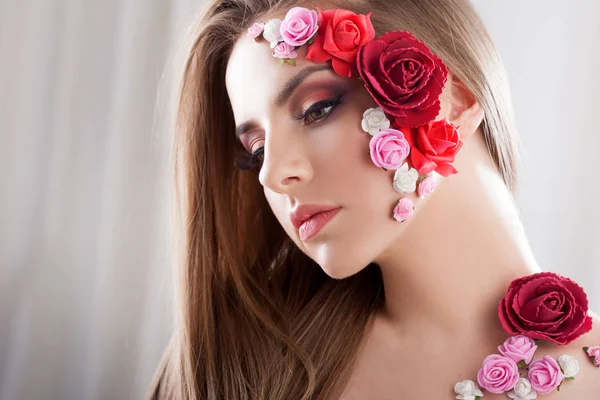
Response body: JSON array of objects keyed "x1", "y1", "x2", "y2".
[{"x1": 313, "y1": 254, "x2": 370, "y2": 280}]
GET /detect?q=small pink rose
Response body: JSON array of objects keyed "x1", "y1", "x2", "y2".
[
  {"x1": 498, "y1": 335, "x2": 538, "y2": 365},
  {"x1": 527, "y1": 355, "x2": 564, "y2": 395},
  {"x1": 393, "y1": 198, "x2": 414, "y2": 222},
  {"x1": 417, "y1": 176, "x2": 436, "y2": 198},
  {"x1": 595, "y1": 356, "x2": 600, "y2": 366},
  {"x1": 477, "y1": 354, "x2": 519, "y2": 394},
  {"x1": 280, "y1": 7, "x2": 319, "y2": 46},
  {"x1": 369, "y1": 128, "x2": 410, "y2": 170},
  {"x1": 273, "y1": 42, "x2": 298, "y2": 59},
  {"x1": 586, "y1": 346, "x2": 600, "y2": 358},
  {"x1": 247, "y1": 22, "x2": 265, "y2": 39}
]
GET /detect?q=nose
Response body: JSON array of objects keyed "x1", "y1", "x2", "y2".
[{"x1": 258, "y1": 125, "x2": 313, "y2": 193}]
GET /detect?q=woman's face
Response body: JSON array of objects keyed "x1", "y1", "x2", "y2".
[{"x1": 225, "y1": 27, "x2": 442, "y2": 279}]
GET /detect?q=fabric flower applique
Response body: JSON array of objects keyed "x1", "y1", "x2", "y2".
[
  {"x1": 356, "y1": 30, "x2": 448, "y2": 127},
  {"x1": 498, "y1": 335, "x2": 538, "y2": 367},
  {"x1": 361, "y1": 107, "x2": 390, "y2": 135},
  {"x1": 393, "y1": 197, "x2": 414, "y2": 222},
  {"x1": 368, "y1": 128, "x2": 410, "y2": 170},
  {"x1": 392, "y1": 163, "x2": 418, "y2": 194},
  {"x1": 417, "y1": 175, "x2": 436, "y2": 198},
  {"x1": 497, "y1": 272, "x2": 593, "y2": 345},
  {"x1": 506, "y1": 378, "x2": 538, "y2": 400},
  {"x1": 527, "y1": 355, "x2": 564, "y2": 394},
  {"x1": 557, "y1": 354, "x2": 580, "y2": 379},
  {"x1": 477, "y1": 354, "x2": 520, "y2": 394},
  {"x1": 306, "y1": 8, "x2": 376, "y2": 77},
  {"x1": 583, "y1": 346, "x2": 600, "y2": 367},
  {"x1": 454, "y1": 380, "x2": 484, "y2": 400},
  {"x1": 262, "y1": 19, "x2": 284, "y2": 48},
  {"x1": 247, "y1": 22, "x2": 265, "y2": 39},
  {"x1": 272, "y1": 42, "x2": 298, "y2": 65},
  {"x1": 279, "y1": 7, "x2": 319, "y2": 46}
]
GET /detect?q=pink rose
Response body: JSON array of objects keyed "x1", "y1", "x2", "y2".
[
  {"x1": 273, "y1": 42, "x2": 298, "y2": 59},
  {"x1": 527, "y1": 355, "x2": 563, "y2": 394},
  {"x1": 498, "y1": 335, "x2": 538, "y2": 365},
  {"x1": 584, "y1": 346, "x2": 600, "y2": 367},
  {"x1": 477, "y1": 354, "x2": 519, "y2": 394},
  {"x1": 368, "y1": 128, "x2": 410, "y2": 170},
  {"x1": 280, "y1": 7, "x2": 319, "y2": 46},
  {"x1": 393, "y1": 198, "x2": 414, "y2": 222},
  {"x1": 417, "y1": 176, "x2": 436, "y2": 198},
  {"x1": 247, "y1": 22, "x2": 265, "y2": 39}
]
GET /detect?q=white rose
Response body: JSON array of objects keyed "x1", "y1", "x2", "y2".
[
  {"x1": 361, "y1": 107, "x2": 390, "y2": 136},
  {"x1": 507, "y1": 378, "x2": 537, "y2": 400},
  {"x1": 454, "y1": 380, "x2": 484, "y2": 400},
  {"x1": 558, "y1": 354, "x2": 580, "y2": 378},
  {"x1": 393, "y1": 163, "x2": 418, "y2": 194},
  {"x1": 262, "y1": 19, "x2": 283, "y2": 48}
]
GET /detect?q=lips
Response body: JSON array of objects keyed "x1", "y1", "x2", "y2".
[{"x1": 289, "y1": 204, "x2": 341, "y2": 230}]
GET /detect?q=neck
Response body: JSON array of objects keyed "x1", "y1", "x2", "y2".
[{"x1": 374, "y1": 133, "x2": 541, "y2": 343}]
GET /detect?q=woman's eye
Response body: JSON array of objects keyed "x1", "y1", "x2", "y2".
[
  {"x1": 306, "y1": 105, "x2": 333, "y2": 123},
  {"x1": 294, "y1": 93, "x2": 344, "y2": 125}
]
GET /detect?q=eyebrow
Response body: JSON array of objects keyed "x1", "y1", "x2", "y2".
[{"x1": 235, "y1": 64, "x2": 332, "y2": 140}]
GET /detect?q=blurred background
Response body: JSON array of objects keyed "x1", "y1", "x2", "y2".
[{"x1": 1, "y1": 0, "x2": 599, "y2": 399}]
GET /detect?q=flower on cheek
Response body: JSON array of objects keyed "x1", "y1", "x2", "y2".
[
  {"x1": 361, "y1": 107, "x2": 390, "y2": 135},
  {"x1": 506, "y1": 378, "x2": 537, "y2": 400},
  {"x1": 306, "y1": 8, "x2": 376, "y2": 77},
  {"x1": 399, "y1": 118, "x2": 463, "y2": 177},
  {"x1": 417, "y1": 175, "x2": 436, "y2": 198},
  {"x1": 263, "y1": 19, "x2": 283, "y2": 48},
  {"x1": 392, "y1": 163, "x2": 418, "y2": 194},
  {"x1": 498, "y1": 335, "x2": 538, "y2": 366},
  {"x1": 527, "y1": 355, "x2": 563, "y2": 394},
  {"x1": 557, "y1": 354, "x2": 580, "y2": 379},
  {"x1": 453, "y1": 380, "x2": 484, "y2": 400},
  {"x1": 280, "y1": 7, "x2": 319, "y2": 46},
  {"x1": 368, "y1": 128, "x2": 410, "y2": 170},
  {"x1": 393, "y1": 197, "x2": 414, "y2": 222},
  {"x1": 273, "y1": 42, "x2": 298, "y2": 59},
  {"x1": 584, "y1": 346, "x2": 600, "y2": 367}
]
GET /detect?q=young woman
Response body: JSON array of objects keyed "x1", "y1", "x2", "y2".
[{"x1": 149, "y1": 0, "x2": 600, "y2": 398}]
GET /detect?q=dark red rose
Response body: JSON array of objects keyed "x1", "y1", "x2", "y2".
[
  {"x1": 306, "y1": 8, "x2": 375, "y2": 78},
  {"x1": 498, "y1": 272, "x2": 593, "y2": 345},
  {"x1": 356, "y1": 30, "x2": 448, "y2": 127},
  {"x1": 398, "y1": 118, "x2": 463, "y2": 176}
]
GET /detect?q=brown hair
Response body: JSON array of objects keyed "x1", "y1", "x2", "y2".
[{"x1": 148, "y1": 0, "x2": 520, "y2": 398}]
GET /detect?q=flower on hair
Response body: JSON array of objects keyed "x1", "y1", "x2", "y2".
[
  {"x1": 280, "y1": 7, "x2": 319, "y2": 46},
  {"x1": 273, "y1": 42, "x2": 298, "y2": 61},
  {"x1": 247, "y1": 22, "x2": 265, "y2": 39},
  {"x1": 368, "y1": 128, "x2": 410, "y2": 170},
  {"x1": 392, "y1": 163, "x2": 418, "y2": 194},
  {"x1": 306, "y1": 8, "x2": 375, "y2": 77},
  {"x1": 262, "y1": 19, "x2": 284, "y2": 48},
  {"x1": 454, "y1": 380, "x2": 483, "y2": 400},
  {"x1": 583, "y1": 346, "x2": 600, "y2": 367},
  {"x1": 361, "y1": 107, "x2": 390, "y2": 135},
  {"x1": 477, "y1": 354, "x2": 520, "y2": 394},
  {"x1": 527, "y1": 355, "x2": 564, "y2": 394},
  {"x1": 506, "y1": 378, "x2": 537, "y2": 400},
  {"x1": 393, "y1": 197, "x2": 413, "y2": 222},
  {"x1": 417, "y1": 175, "x2": 436, "y2": 198},
  {"x1": 356, "y1": 30, "x2": 448, "y2": 127},
  {"x1": 557, "y1": 354, "x2": 580, "y2": 379},
  {"x1": 498, "y1": 335, "x2": 538, "y2": 366}
]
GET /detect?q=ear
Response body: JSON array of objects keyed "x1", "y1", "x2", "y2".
[{"x1": 444, "y1": 73, "x2": 484, "y2": 140}]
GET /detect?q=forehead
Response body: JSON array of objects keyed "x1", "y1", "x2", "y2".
[{"x1": 225, "y1": 17, "x2": 321, "y2": 123}]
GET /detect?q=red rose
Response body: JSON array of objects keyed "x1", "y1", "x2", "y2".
[
  {"x1": 498, "y1": 272, "x2": 593, "y2": 345},
  {"x1": 398, "y1": 119, "x2": 463, "y2": 176},
  {"x1": 306, "y1": 8, "x2": 375, "y2": 78},
  {"x1": 356, "y1": 31, "x2": 448, "y2": 127}
]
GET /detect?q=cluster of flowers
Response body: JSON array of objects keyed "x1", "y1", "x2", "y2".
[
  {"x1": 455, "y1": 272, "x2": 597, "y2": 399},
  {"x1": 248, "y1": 7, "x2": 463, "y2": 222}
]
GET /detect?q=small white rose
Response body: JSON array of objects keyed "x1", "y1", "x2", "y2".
[
  {"x1": 263, "y1": 19, "x2": 283, "y2": 48},
  {"x1": 454, "y1": 380, "x2": 484, "y2": 400},
  {"x1": 361, "y1": 107, "x2": 390, "y2": 136},
  {"x1": 507, "y1": 378, "x2": 537, "y2": 400},
  {"x1": 393, "y1": 163, "x2": 418, "y2": 194},
  {"x1": 558, "y1": 354, "x2": 580, "y2": 378}
]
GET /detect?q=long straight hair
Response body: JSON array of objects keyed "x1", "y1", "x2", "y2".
[{"x1": 149, "y1": 0, "x2": 520, "y2": 398}]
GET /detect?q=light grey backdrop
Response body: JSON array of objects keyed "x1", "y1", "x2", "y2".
[{"x1": 1, "y1": 0, "x2": 599, "y2": 399}]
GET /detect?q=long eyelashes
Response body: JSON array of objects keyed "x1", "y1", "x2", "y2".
[{"x1": 234, "y1": 94, "x2": 345, "y2": 170}]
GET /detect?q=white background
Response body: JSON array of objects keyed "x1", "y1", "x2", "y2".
[{"x1": 1, "y1": 0, "x2": 599, "y2": 399}]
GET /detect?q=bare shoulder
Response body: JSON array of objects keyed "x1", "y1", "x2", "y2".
[{"x1": 535, "y1": 312, "x2": 600, "y2": 398}]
